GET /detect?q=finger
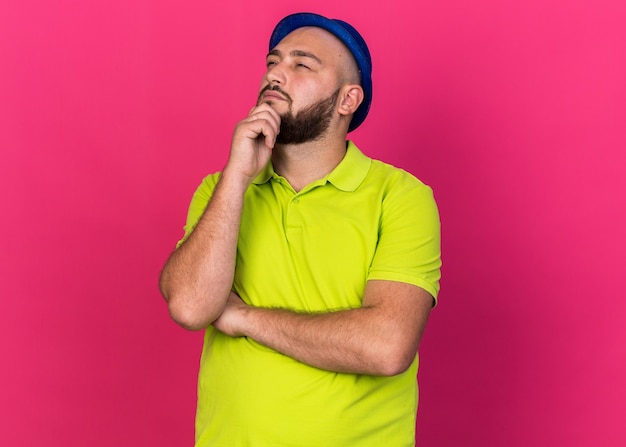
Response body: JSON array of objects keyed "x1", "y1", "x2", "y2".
[
  {"x1": 265, "y1": 131, "x2": 276, "y2": 149},
  {"x1": 242, "y1": 119, "x2": 278, "y2": 148},
  {"x1": 249, "y1": 104, "x2": 281, "y2": 129},
  {"x1": 246, "y1": 111, "x2": 280, "y2": 139}
]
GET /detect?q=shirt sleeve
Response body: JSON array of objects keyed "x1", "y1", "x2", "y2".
[
  {"x1": 176, "y1": 172, "x2": 221, "y2": 248},
  {"x1": 367, "y1": 181, "x2": 442, "y2": 305}
]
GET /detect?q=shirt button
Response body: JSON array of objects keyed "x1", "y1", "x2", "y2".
[{"x1": 293, "y1": 198, "x2": 300, "y2": 204}]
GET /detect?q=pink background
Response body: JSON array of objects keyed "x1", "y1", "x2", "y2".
[{"x1": 1, "y1": 1, "x2": 625, "y2": 445}]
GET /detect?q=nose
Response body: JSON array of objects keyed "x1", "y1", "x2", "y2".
[{"x1": 266, "y1": 61, "x2": 286, "y2": 85}]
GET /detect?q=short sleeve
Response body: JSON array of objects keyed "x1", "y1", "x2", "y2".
[
  {"x1": 176, "y1": 172, "x2": 221, "y2": 248},
  {"x1": 367, "y1": 181, "x2": 442, "y2": 304}
]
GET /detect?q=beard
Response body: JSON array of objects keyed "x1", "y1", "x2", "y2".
[{"x1": 258, "y1": 85, "x2": 340, "y2": 145}]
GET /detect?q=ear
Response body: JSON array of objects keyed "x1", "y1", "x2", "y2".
[{"x1": 337, "y1": 85, "x2": 364, "y2": 117}]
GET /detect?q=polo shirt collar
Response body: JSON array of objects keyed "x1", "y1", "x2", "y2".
[
  {"x1": 252, "y1": 161, "x2": 275, "y2": 185},
  {"x1": 251, "y1": 140, "x2": 372, "y2": 192},
  {"x1": 326, "y1": 141, "x2": 371, "y2": 191}
]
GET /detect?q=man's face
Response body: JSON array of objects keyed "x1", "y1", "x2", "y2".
[
  {"x1": 257, "y1": 85, "x2": 339, "y2": 145},
  {"x1": 258, "y1": 27, "x2": 353, "y2": 144}
]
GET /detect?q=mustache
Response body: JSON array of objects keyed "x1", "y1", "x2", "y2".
[{"x1": 258, "y1": 84, "x2": 293, "y2": 104}]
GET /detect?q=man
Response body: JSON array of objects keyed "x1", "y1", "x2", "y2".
[{"x1": 160, "y1": 12, "x2": 441, "y2": 447}]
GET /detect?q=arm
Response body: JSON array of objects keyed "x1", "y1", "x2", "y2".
[
  {"x1": 213, "y1": 279, "x2": 433, "y2": 376},
  {"x1": 159, "y1": 104, "x2": 281, "y2": 330}
]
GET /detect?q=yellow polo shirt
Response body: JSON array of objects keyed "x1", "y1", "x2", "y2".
[{"x1": 179, "y1": 141, "x2": 441, "y2": 447}]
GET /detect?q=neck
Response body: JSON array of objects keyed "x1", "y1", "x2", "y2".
[{"x1": 272, "y1": 135, "x2": 348, "y2": 192}]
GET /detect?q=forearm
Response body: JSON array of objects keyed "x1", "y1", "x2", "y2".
[
  {"x1": 159, "y1": 173, "x2": 248, "y2": 330},
  {"x1": 160, "y1": 103, "x2": 279, "y2": 330},
  {"x1": 241, "y1": 306, "x2": 407, "y2": 376},
  {"x1": 216, "y1": 282, "x2": 432, "y2": 376}
]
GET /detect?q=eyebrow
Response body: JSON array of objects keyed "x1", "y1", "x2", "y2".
[{"x1": 267, "y1": 49, "x2": 323, "y2": 65}]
